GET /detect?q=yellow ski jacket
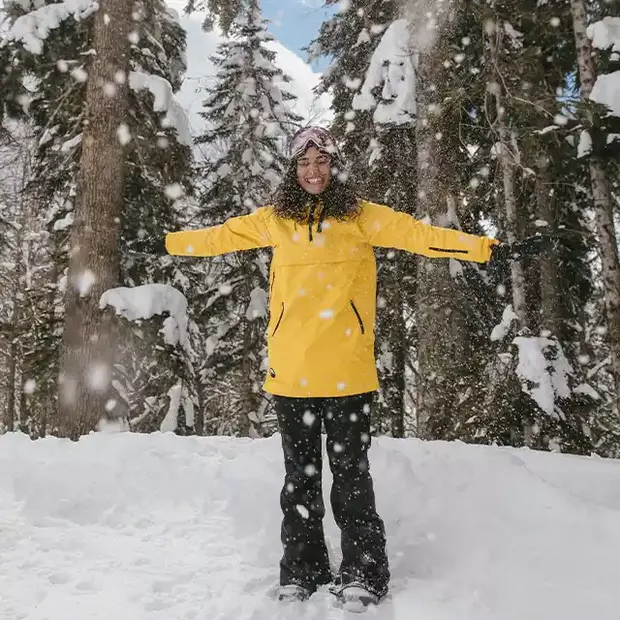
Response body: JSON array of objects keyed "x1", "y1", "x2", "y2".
[{"x1": 165, "y1": 200, "x2": 497, "y2": 398}]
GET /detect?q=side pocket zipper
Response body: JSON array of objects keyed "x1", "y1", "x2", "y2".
[
  {"x1": 272, "y1": 303, "x2": 284, "y2": 336},
  {"x1": 350, "y1": 300, "x2": 365, "y2": 335}
]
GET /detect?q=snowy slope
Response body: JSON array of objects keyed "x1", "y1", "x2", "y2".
[
  {"x1": 2, "y1": 432, "x2": 620, "y2": 620},
  {"x1": 165, "y1": 1, "x2": 332, "y2": 140}
]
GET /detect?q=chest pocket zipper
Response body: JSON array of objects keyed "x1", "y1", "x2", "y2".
[
  {"x1": 272, "y1": 303, "x2": 284, "y2": 336},
  {"x1": 350, "y1": 300, "x2": 365, "y2": 335}
]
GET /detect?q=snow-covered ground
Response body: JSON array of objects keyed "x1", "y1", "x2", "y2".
[{"x1": 2, "y1": 431, "x2": 620, "y2": 620}]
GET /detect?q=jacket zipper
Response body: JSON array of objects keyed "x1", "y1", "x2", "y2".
[
  {"x1": 272, "y1": 303, "x2": 284, "y2": 336},
  {"x1": 350, "y1": 300, "x2": 365, "y2": 335}
]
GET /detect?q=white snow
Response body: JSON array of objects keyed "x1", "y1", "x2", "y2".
[
  {"x1": 128, "y1": 71, "x2": 192, "y2": 145},
  {"x1": 491, "y1": 304, "x2": 519, "y2": 341},
  {"x1": 59, "y1": 132, "x2": 83, "y2": 153},
  {"x1": 577, "y1": 129, "x2": 592, "y2": 158},
  {"x1": 589, "y1": 71, "x2": 620, "y2": 117},
  {"x1": 160, "y1": 382, "x2": 182, "y2": 432},
  {"x1": 99, "y1": 283, "x2": 190, "y2": 352},
  {"x1": 1, "y1": 431, "x2": 620, "y2": 619},
  {"x1": 513, "y1": 336, "x2": 573, "y2": 419},
  {"x1": 587, "y1": 17, "x2": 620, "y2": 52},
  {"x1": 246, "y1": 287, "x2": 268, "y2": 320},
  {"x1": 52, "y1": 211, "x2": 74, "y2": 231},
  {"x1": 5, "y1": 0, "x2": 99, "y2": 54},
  {"x1": 116, "y1": 123, "x2": 132, "y2": 146},
  {"x1": 353, "y1": 19, "x2": 416, "y2": 125}
]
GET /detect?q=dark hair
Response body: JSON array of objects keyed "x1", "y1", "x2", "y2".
[{"x1": 272, "y1": 149, "x2": 361, "y2": 223}]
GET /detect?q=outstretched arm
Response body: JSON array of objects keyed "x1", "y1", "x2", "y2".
[
  {"x1": 359, "y1": 201, "x2": 497, "y2": 264},
  {"x1": 165, "y1": 207, "x2": 273, "y2": 257}
]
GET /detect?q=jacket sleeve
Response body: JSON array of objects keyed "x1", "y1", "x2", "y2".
[
  {"x1": 165, "y1": 207, "x2": 273, "y2": 257},
  {"x1": 359, "y1": 201, "x2": 497, "y2": 264}
]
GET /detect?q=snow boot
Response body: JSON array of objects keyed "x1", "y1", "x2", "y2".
[
  {"x1": 330, "y1": 582, "x2": 380, "y2": 612},
  {"x1": 277, "y1": 584, "x2": 311, "y2": 602}
]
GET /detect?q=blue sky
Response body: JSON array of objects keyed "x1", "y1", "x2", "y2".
[{"x1": 260, "y1": 0, "x2": 337, "y2": 70}]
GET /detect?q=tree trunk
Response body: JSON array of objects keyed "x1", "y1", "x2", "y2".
[
  {"x1": 58, "y1": 0, "x2": 132, "y2": 439},
  {"x1": 488, "y1": 17, "x2": 527, "y2": 326},
  {"x1": 571, "y1": 0, "x2": 620, "y2": 412},
  {"x1": 537, "y1": 155, "x2": 562, "y2": 337},
  {"x1": 5, "y1": 339, "x2": 16, "y2": 432},
  {"x1": 376, "y1": 260, "x2": 406, "y2": 438},
  {"x1": 412, "y1": 7, "x2": 470, "y2": 440}
]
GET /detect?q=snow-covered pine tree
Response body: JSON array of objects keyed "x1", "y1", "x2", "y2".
[
  {"x1": 466, "y1": 0, "x2": 597, "y2": 455},
  {"x1": 0, "y1": 1, "x2": 196, "y2": 436},
  {"x1": 309, "y1": 0, "x2": 398, "y2": 183},
  {"x1": 350, "y1": 16, "x2": 417, "y2": 438},
  {"x1": 310, "y1": 0, "x2": 421, "y2": 437},
  {"x1": 193, "y1": 0, "x2": 301, "y2": 437},
  {"x1": 394, "y1": 1, "x2": 497, "y2": 441},
  {"x1": 571, "y1": 8, "x2": 620, "y2": 454}
]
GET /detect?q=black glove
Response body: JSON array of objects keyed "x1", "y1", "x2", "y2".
[
  {"x1": 127, "y1": 235, "x2": 167, "y2": 256},
  {"x1": 488, "y1": 234, "x2": 560, "y2": 283}
]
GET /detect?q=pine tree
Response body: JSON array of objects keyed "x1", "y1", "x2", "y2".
[
  {"x1": 351, "y1": 17, "x2": 417, "y2": 437},
  {"x1": 0, "y1": 1, "x2": 196, "y2": 436},
  {"x1": 310, "y1": 0, "x2": 423, "y2": 436},
  {"x1": 193, "y1": 0, "x2": 301, "y2": 436}
]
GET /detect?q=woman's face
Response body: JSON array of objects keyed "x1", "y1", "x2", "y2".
[{"x1": 296, "y1": 146, "x2": 332, "y2": 195}]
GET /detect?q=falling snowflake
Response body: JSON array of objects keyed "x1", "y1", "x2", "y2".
[
  {"x1": 103, "y1": 82, "x2": 117, "y2": 97},
  {"x1": 116, "y1": 123, "x2": 131, "y2": 146},
  {"x1": 88, "y1": 362, "x2": 111, "y2": 392},
  {"x1": 319, "y1": 309, "x2": 334, "y2": 319},
  {"x1": 77, "y1": 269, "x2": 96, "y2": 296},
  {"x1": 304, "y1": 464, "x2": 317, "y2": 477},
  {"x1": 333, "y1": 442, "x2": 344, "y2": 453},
  {"x1": 70, "y1": 67, "x2": 87, "y2": 82},
  {"x1": 165, "y1": 183, "x2": 184, "y2": 200},
  {"x1": 295, "y1": 505, "x2": 310, "y2": 519},
  {"x1": 303, "y1": 410, "x2": 316, "y2": 426},
  {"x1": 23, "y1": 379, "x2": 36, "y2": 394}
]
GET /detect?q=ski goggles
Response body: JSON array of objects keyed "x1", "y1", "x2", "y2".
[{"x1": 289, "y1": 126, "x2": 344, "y2": 162}]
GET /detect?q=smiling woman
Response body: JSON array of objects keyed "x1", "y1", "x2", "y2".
[{"x1": 164, "y1": 124, "x2": 500, "y2": 608}]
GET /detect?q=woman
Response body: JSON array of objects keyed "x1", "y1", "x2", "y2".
[{"x1": 165, "y1": 126, "x2": 499, "y2": 607}]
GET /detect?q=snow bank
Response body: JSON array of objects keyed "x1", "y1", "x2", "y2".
[
  {"x1": 5, "y1": 0, "x2": 99, "y2": 55},
  {"x1": 513, "y1": 336, "x2": 572, "y2": 419},
  {"x1": 587, "y1": 16, "x2": 620, "y2": 52},
  {"x1": 490, "y1": 304, "x2": 518, "y2": 341},
  {"x1": 1, "y1": 431, "x2": 619, "y2": 619},
  {"x1": 353, "y1": 19, "x2": 416, "y2": 124},
  {"x1": 99, "y1": 283, "x2": 189, "y2": 351},
  {"x1": 128, "y1": 71, "x2": 192, "y2": 146},
  {"x1": 589, "y1": 71, "x2": 620, "y2": 117}
]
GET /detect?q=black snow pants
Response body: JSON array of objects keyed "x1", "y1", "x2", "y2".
[{"x1": 274, "y1": 392, "x2": 390, "y2": 597}]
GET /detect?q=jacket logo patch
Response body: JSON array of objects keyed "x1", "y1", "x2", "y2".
[{"x1": 269, "y1": 367, "x2": 276, "y2": 378}]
